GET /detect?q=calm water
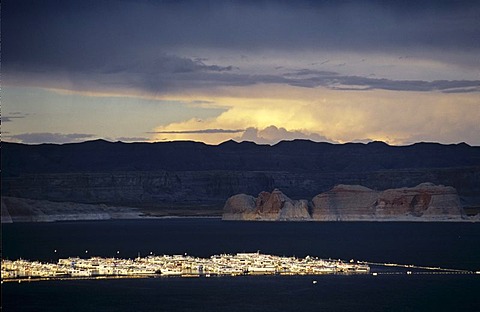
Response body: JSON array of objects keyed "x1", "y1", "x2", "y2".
[{"x1": 3, "y1": 219, "x2": 480, "y2": 311}]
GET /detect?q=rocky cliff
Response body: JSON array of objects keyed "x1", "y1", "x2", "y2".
[
  {"x1": 223, "y1": 189, "x2": 311, "y2": 221},
  {"x1": 224, "y1": 183, "x2": 471, "y2": 221},
  {"x1": 2, "y1": 140, "x2": 480, "y2": 218},
  {"x1": 311, "y1": 185, "x2": 378, "y2": 221},
  {"x1": 311, "y1": 183, "x2": 466, "y2": 221}
]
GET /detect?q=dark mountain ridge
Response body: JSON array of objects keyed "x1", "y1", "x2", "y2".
[{"x1": 3, "y1": 139, "x2": 479, "y2": 176}]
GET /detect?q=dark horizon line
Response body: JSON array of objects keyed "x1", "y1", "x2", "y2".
[{"x1": 2, "y1": 138, "x2": 474, "y2": 148}]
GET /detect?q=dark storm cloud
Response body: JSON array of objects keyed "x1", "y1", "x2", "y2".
[
  {"x1": 283, "y1": 71, "x2": 480, "y2": 92},
  {"x1": 7, "y1": 133, "x2": 96, "y2": 144},
  {"x1": 6, "y1": 51, "x2": 480, "y2": 93},
  {"x1": 5, "y1": 0, "x2": 479, "y2": 60},
  {"x1": 106, "y1": 54, "x2": 234, "y2": 75},
  {"x1": 125, "y1": 60, "x2": 480, "y2": 93},
  {"x1": 148, "y1": 129, "x2": 245, "y2": 134},
  {"x1": 1, "y1": 113, "x2": 28, "y2": 123},
  {"x1": 116, "y1": 137, "x2": 150, "y2": 142},
  {"x1": 3, "y1": 0, "x2": 479, "y2": 92},
  {"x1": 1, "y1": 116, "x2": 24, "y2": 123}
]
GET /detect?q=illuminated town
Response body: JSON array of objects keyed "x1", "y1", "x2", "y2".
[{"x1": 2, "y1": 253, "x2": 370, "y2": 281}]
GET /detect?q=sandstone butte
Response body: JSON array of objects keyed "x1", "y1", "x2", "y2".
[{"x1": 222, "y1": 183, "x2": 476, "y2": 222}]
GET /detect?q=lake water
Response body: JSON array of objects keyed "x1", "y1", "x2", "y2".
[{"x1": 3, "y1": 219, "x2": 480, "y2": 311}]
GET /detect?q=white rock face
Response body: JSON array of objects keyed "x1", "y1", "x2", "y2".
[
  {"x1": 223, "y1": 189, "x2": 312, "y2": 221},
  {"x1": 223, "y1": 194, "x2": 256, "y2": 213},
  {"x1": 224, "y1": 183, "x2": 470, "y2": 222},
  {"x1": 311, "y1": 185, "x2": 379, "y2": 221},
  {"x1": 278, "y1": 200, "x2": 311, "y2": 221},
  {"x1": 223, "y1": 193, "x2": 257, "y2": 220},
  {"x1": 1, "y1": 197, "x2": 143, "y2": 223},
  {"x1": 312, "y1": 183, "x2": 466, "y2": 221}
]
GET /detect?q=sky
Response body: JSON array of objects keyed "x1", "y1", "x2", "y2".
[{"x1": 2, "y1": 0, "x2": 480, "y2": 145}]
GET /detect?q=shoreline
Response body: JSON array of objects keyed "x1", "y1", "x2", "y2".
[
  {"x1": 1, "y1": 271, "x2": 368, "y2": 284},
  {"x1": 223, "y1": 217, "x2": 480, "y2": 223},
  {"x1": 1, "y1": 215, "x2": 222, "y2": 224},
  {"x1": 3, "y1": 215, "x2": 479, "y2": 223}
]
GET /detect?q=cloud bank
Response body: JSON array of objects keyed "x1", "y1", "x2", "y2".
[
  {"x1": 3, "y1": 0, "x2": 480, "y2": 96},
  {"x1": 151, "y1": 129, "x2": 245, "y2": 134},
  {"x1": 239, "y1": 126, "x2": 334, "y2": 145},
  {"x1": 5, "y1": 0, "x2": 480, "y2": 62},
  {"x1": 3, "y1": 0, "x2": 479, "y2": 146},
  {"x1": 7, "y1": 133, "x2": 96, "y2": 144},
  {"x1": 5, "y1": 53, "x2": 480, "y2": 96}
]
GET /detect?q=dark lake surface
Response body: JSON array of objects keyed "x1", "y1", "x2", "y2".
[{"x1": 3, "y1": 219, "x2": 480, "y2": 311}]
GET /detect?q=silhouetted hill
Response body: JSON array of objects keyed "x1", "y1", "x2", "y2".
[{"x1": 3, "y1": 140, "x2": 479, "y2": 176}]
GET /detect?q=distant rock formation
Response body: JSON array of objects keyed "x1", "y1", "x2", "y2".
[
  {"x1": 223, "y1": 194, "x2": 256, "y2": 220},
  {"x1": 311, "y1": 185, "x2": 378, "y2": 221},
  {"x1": 312, "y1": 183, "x2": 465, "y2": 221},
  {"x1": 223, "y1": 189, "x2": 311, "y2": 221},
  {"x1": 372, "y1": 183, "x2": 465, "y2": 220},
  {"x1": 223, "y1": 183, "x2": 470, "y2": 221}
]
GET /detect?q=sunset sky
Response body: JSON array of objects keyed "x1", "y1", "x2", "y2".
[{"x1": 3, "y1": 0, "x2": 480, "y2": 145}]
